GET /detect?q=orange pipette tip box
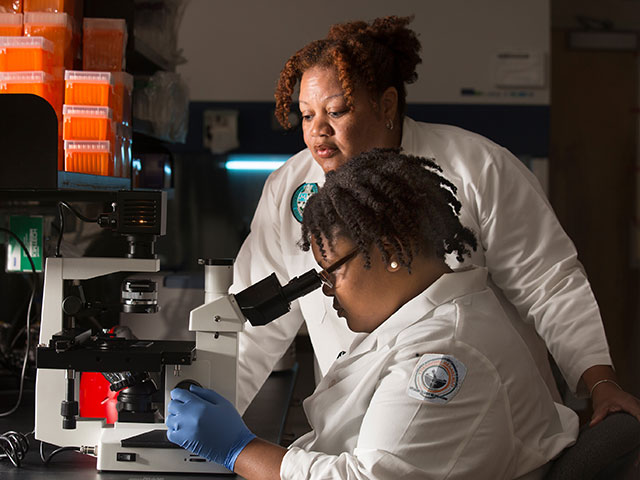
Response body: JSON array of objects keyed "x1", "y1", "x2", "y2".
[
  {"x1": 62, "y1": 104, "x2": 112, "y2": 140},
  {"x1": 0, "y1": 12, "x2": 22, "y2": 35},
  {"x1": 0, "y1": 35, "x2": 53, "y2": 71},
  {"x1": 64, "y1": 69, "x2": 112, "y2": 106},
  {"x1": 82, "y1": 17, "x2": 126, "y2": 71},
  {"x1": 24, "y1": 11, "x2": 73, "y2": 68},
  {"x1": 64, "y1": 140, "x2": 112, "y2": 176},
  {"x1": 0, "y1": 70, "x2": 59, "y2": 115}
]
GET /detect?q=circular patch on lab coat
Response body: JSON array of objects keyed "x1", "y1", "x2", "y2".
[
  {"x1": 291, "y1": 182, "x2": 319, "y2": 223},
  {"x1": 407, "y1": 354, "x2": 467, "y2": 404}
]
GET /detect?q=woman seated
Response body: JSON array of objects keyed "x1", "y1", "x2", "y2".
[{"x1": 166, "y1": 148, "x2": 578, "y2": 480}]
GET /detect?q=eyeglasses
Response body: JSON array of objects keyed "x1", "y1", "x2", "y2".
[{"x1": 317, "y1": 248, "x2": 359, "y2": 289}]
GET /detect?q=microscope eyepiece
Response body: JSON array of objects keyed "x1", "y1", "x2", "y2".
[
  {"x1": 234, "y1": 269, "x2": 322, "y2": 326},
  {"x1": 280, "y1": 270, "x2": 323, "y2": 303}
]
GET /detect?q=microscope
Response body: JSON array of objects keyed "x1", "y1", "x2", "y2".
[{"x1": 34, "y1": 190, "x2": 322, "y2": 473}]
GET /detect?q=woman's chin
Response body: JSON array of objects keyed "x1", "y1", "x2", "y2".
[{"x1": 313, "y1": 154, "x2": 348, "y2": 173}]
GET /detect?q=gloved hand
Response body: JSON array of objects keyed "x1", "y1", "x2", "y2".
[{"x1": 166, "y1": 385, "x2": 256, "y2": 471}]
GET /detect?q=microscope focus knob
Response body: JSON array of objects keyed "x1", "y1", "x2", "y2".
[
  {"x1": 62, "y1": 296, "x2": 83, "y2": 316},
  {"x1": 175, "y1": 379, "x2": 202, "y2": 391},
  {"x1": 61, "y1": 400, "x2": 78, "y2": 429}
]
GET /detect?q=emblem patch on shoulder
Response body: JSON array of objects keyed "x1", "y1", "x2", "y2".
[
  {"x1": 407, "y1": 354, "x2": 467, "y2": 404},
  {"x1": 291, "y1": 182, "x2": 319, "y2": 223}
]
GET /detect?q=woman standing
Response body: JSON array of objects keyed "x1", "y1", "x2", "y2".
[{"x1": 231, "y1": 15, "x2": 640, "y2": 424}]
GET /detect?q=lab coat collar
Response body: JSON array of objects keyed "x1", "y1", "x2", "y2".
[
  {"x1": 368, "y1": 266, "x2": 489, "y2": 352},
  {"x1": 401, "y1": 116, "x2": 435, "y2": 159},
  {"x1": 308, "y1": 152, "x2": 326, "y2": 184}
]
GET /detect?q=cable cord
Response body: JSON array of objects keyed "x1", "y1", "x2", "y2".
[
  {"x1": 0, "y1": 429, "x2": 81, "y2": 468},
  {"x1": 0, "y1": 430, "x2": 30, "y2": 467},
  {"x1": 58, "y1": 201, "x2": 99, "y2": 224},
  {"x1": 39, "y1": 442, "x2": 79, "y2": 465},
  {"x1": 55, "y1": 201, "x2": 99, "y2": 257},
  {"x1": 0, "y1": 227, "x2": 37, "y2": 418}
]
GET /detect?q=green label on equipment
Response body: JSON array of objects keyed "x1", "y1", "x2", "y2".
[{"x1": 7, "y1": 216, "x2": 43, "y2": 272}]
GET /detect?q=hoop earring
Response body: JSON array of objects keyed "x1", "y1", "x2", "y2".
[{"x1": 386, "y1": 119, "x2": 394, "y2": 131}]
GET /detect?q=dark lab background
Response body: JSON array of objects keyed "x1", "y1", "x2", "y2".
[{"x1": 159, "y1": 101, "x2": 549, "y2": 271}]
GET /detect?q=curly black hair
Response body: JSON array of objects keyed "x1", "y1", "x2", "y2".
[
  {"x1": 300, "y1": 148, "x2": 477, "y2": 270},
  {"x1": 275, "y1": 15, "x2": 422, "y2": 129}
]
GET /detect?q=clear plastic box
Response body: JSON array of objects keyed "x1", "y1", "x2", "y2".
[
  {"x1": 64, "y1": 69, "x2": 112, "y2": 106},
  {"x1": 64, "y1": 139, "x2": 112, "y2": 176},
  {"x1": 0, "y1": 35, "x2": 54, "y2": 71},
  {"x1": 62, "y1": 104, "x2": 112, "y2": 140},
  {"x1": 82, "y1": 18, "x2": 127, "y2": 71},
  {"x1": 24, "y1": 11, "x2": 73, "y2": 68},
  {"x1": 0, "y1": 12, "x2": 22, "y2": 35},
  {"x1": 111, "y1": 70, "x2": 132, "y2": 126},
  {"x1": 114, "y1": 121, "x2": 131, "y2": 178}
]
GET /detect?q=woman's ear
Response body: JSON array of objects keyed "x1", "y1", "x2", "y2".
[
  {"x1": 382, "y1": 238, "x2": 402, "y2": 272},
  {"x1": 387, "y1": 258, "x2": 400, "y2": 272},
  {"x1": 380, "y1": 86, "x2": 399, "y2": 123}
]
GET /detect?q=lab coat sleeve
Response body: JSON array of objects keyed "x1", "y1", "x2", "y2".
[
  {"x1": 280, "y1": 345, "x2": 519, "y2": 480},
  {"x1": 232, "y1": 174, "x2": 305, "y2": 414},
  {"x1": 475, "y1": 146, "x2": 611, "y2": 393}
]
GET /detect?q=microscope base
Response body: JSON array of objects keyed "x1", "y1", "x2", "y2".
[{"x1": 96, "y1": 422, "x2": 231, "y2": 474}]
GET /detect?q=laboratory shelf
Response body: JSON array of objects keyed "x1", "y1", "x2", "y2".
[{"x1": 57, "y1": 172, "x2": 131, "y2": 191}]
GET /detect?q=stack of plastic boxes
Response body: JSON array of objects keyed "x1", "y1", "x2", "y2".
[
  {"x1": 0, "y1": 0, "x2": 81, "y2": 170},
  {"x1": 63, "y1": 17, "x2": 131, "y2": 178},
  {"x1": 63, "y1": 70, "x2": 132, "y2": 177},
  {"x1": 0, "y1": 2, "x2": 131, "y2": 178}
]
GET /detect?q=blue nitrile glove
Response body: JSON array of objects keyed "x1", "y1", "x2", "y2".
[{"x1": 165, "y1": 385, "x2": 256, "y2": 471}]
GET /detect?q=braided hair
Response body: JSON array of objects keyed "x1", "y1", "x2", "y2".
[
  {"x1": 300, "y1": 148, "x2": 477, "y2": 270},
  {"x1": 275, "y1": 15, "x2": 422, "y2": 129}
]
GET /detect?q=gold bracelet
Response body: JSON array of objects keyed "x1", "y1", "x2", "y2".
[{"x1": 589, "y1": 379, "x2": 622, "y2": 397}]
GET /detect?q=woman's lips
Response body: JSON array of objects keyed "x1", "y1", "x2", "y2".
[{"x1": 315, "y1": 145, "x2": 338, "y2": 158}]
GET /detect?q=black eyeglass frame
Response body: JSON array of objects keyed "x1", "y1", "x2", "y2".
[{"x1": 317, "y1": 248, "x2": 359, "y2": 289}]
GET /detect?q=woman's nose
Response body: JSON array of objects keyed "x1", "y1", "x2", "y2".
[
  {"x1": 322, "y1": 283, "x2": 334, "y2": 296},
  {"x1": 310, "y1": 115, "x2": 332, "y2": 137}
]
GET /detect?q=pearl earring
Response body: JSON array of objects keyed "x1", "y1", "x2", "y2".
[
  {"x1": 386, "y1": 119, "x2": 394, "y2": 131},
  {"x1": 390, "y1": 261, "x2": 398, "y2": 269}
]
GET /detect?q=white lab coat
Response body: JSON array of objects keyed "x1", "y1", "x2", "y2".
[
  {"x1": 280, "y1": 267, "x2": 579, "y2": 480},
  {"x1": 232, "y1": 117, "x2": 612, "y2": 414}
]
